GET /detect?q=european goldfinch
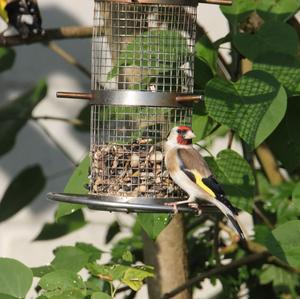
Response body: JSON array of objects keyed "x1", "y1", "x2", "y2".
[{"x1": 164, "y1": 125, "x2": 246, "y2": 242}]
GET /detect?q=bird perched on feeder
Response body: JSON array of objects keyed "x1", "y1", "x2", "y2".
[
  {"x1": 164, "y1": 125, "x2": 246, "y2": 242},
  {"x1": 0, "y1": 0, "x2": 44, "y2": 38}
]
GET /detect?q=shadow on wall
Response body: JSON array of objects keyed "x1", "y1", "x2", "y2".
[{"x1": 0, "y1": 5, "x2": 92, "y2": 216}]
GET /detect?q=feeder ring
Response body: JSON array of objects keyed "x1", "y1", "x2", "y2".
[
  {"x1": 91, "y1": 90, "x2": 196, "y2": 107},
  {"x1": 47, "y1": 192, "x2": 219, "y2": 214}
]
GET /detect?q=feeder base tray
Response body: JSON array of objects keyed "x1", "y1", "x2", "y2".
[{"x1": 47, "y1": 192, "x2": 219, "y2": 214}]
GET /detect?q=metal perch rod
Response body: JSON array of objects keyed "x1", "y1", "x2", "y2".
[{"x1": 56, "y1": 91, "x2": 92, "y2": 100}]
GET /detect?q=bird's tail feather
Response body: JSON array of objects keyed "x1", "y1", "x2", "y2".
[{"x1": 212, "y1": 198, "x2": 247, "y2": 243}]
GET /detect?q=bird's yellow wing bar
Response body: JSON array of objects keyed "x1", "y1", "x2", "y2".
[
  {"x1": 0, "y1": 0, "x2": 8, "y2": 22},
  {"x1": 191, "y1": 169, "x2": 216, "y2": 197}
]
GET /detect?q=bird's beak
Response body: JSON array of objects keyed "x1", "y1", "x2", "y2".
[{"x1": 185, "y1": 130, "x2": 196, "y2": 139}]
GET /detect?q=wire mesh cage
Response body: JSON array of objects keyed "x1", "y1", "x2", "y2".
[
  {"x1": 88, "y1": 0, "x2": 198, "y2": 203},
  {"x1": 90, "y1": 104, "x2": 192, "y2": 199},
  {"x1": 92, "y1": 0, "x2": 197, "y2": 93}
]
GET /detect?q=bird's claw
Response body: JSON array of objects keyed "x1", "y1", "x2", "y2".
[
  {"x1": 188, "y1": 203, "x2": 202, "y2": 216},
  {"x1": 164, "y1": 202, "x2": 179, "y2": 214}
]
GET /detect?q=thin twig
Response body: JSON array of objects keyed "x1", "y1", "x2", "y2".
[
  {"x1": 253, "y1": 203, "x2": 274, "y2": 230},
  {"x1": 227, "y1": 130, "x2": 234, "y2": 149},
  {"x1": 31, "y1": 115, "x2": 84, "y2": 126},
  {"x1": 44, "y1": 41, "x2": 91, "y2": 78},
  {"x1": 0, "y1": 26, "x2": 94, "y2": 47},
  {"x1": 33, "y1": 120, "x2": 77, "y2": 166},
  {"x1": 213, "y1": 219, "x2": 221, "y2": 265}
]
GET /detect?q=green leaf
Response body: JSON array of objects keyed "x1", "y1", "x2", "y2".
[
  {"x1": 221, "y1": 0, "x2": 256, "y2": 27},
  {"x1": 205, "y1": 70, "x2": 287, "y2": 148},
  {"x1": 253, "y1": 53, "x2": 300, "y2": 95},
  {"x1": 34, "y1": 210, "x2": 87, "y2": 241},
  {"x1": 260, "y1": 265, "x2": 298, "y2": 297},
  {"x1": 39, "y1": 270, "x2": 85, "y2": 291},
  {"x1": 55, "y1": 154, "x2": 90, "y2": 221},
  {"x1": 136, "y1": 213, "x2": 171, "y2": 240},
  {"x1": 263, "y1": 182, "x2": 296, "y2": 221},
  {"x1": 0, "y1": 258, "x2": 33, "y2": 298},
  {"x1": 31, "y1": 265, "x2": 55, "y2": 277},
  {"x1": 91, "y1": 292, "x2": 112, "y2": 299},
  {"x1": 205, "y1": 149, "x2": 255, "y2": 212},
  {"x1": 105, "y1": 221, "x2": 121, "y2": 244},
  {"x1": 51, "y1": 246, "x2": 91, "y2": 273},
  {"x1": 0, "y1": 294, "x2": 19, "y2": 299},
  {"x1": 87, "y1": 264, "x2": 128, "y2": 281},
  {"x1": 256, "y1": 0, "x2": 300, "y2": 22},
  {"x1": 195, "y1": 36, "x2": 217, "y2": 73},
  {"x1": 0, "y1": 165, "x2": 45, "y2": 222},
  {"x1": 122, "y1": 251, "x2": 133, "y2": 263},
  {"x1": 194, "y1": 58, "x2": 214, "y2": 91},
  {"x1": 0, "y1": 48, "x2": 16, "y2": 72},
  {"x1": 86, "y1": 277, "x2": 110, "y2": 293},
  {"x1": 233, "y1": 21, "x2": 298, "y2": 61},
  {"x1": 107, "y1": 30, "x2": 189, "y2": 82},
  {"x1": 192, "y1": 102, "x2": 215, "y2": 142},
  {"x1": 121, "y1": 266, "x2": 154, "y2": 291},
  {"x1": 267, "y1": 97, "x2": 300, "y2": 172},
  {"x1": 0, "y1": 80, "x2": 47, "y2": 156},
  {"x1": 292, "y1": 182, "x2": 300, "y2": 211},
  {"x1": 264, "y1": 220, "x2": 300, "y2": 268},
  {"x1": 75, "y1": 243, "x2": 102, "y2": 262},
  {"x1": 42, "y1": 289, "x2": 85, "y2": 299},
  {"x1": 111, "y1": 236, "x2": 143, "y2": 263}
]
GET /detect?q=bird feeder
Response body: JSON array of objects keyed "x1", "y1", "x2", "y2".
[{"x1": 48, "y1": 0, "x2": 232, "y2": 213}]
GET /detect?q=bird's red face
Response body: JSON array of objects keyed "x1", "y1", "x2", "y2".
[{"x1": 176, "y1": 126, "x2": 196, "y2": 145}]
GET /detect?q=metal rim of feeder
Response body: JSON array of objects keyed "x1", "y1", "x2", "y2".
[
  {"x1": 47, "y1": 192, "x2": 218, "y2": 214},
  {"x1": 94, "y1": 0, "x2": 199, "y2": 6},
  {"x1": 91, "y1": 90, "x2": 198, "y2": 107},
  {"x1": 94, "y1": 0, "x2": 232, "y2": 6}
]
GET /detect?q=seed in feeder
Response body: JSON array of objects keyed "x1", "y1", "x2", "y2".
[
  {"x1": 112, "y1": 158, "x2": 118, "y2": 169},
  {"x1": 149, "y1": 151, "x2": 163, "y2": 163},
  {"x1": 131, "y1": 154, "x2": 140, "y2": 168},
  {"x1": 137, "y1": 185, "x2": 147, "y2": 193}
]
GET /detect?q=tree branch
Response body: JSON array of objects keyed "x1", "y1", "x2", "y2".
[
  {"x1": 161, "y1": 252, "x2": 269, "y2": 299},
  {"x1": 0, "y1": 26, "x2": 94, "y2": 47},
  {"x1": 255, "y1": 143, "x2": 284, "y2": 186}
]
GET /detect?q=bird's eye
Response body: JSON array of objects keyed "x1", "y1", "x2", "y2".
[{"x1": 177, "y1": 129, "x2": 182, "y2": 134}]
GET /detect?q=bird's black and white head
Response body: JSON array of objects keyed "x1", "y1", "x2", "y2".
[{"x1": 167, "y1": 126, "x2": 196, "y2": 146}]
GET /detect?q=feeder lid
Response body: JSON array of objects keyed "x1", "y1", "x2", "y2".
[
  {"x1": 94, "y1": 0, "x2": 232, "y2": 6},
  {"x1": 47, "y1": 192, "x2": 219, "y2": 214}
]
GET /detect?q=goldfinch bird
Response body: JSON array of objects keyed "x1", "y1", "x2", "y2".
[{"x1": 164, "y1": 125, "x2": 246, "y2": 242}]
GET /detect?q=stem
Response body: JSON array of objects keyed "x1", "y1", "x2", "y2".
[
  {"x1": 44, "y1": 41, "x2": 91, "y2": 78},
  {"x1": 33, "y1": 120, "x2": 77, "y2": 166},
  {"x1": 0, "y1": 26, "x2": 94, "y2": 47},
  {"x1": 31, "y1": 115, "x2": 84, "y2": 126},
  {"x1": 227, "y1": 130, "x2": 234, "y2": 149},
  {"x1": 213, "y1": 219, "x2": 221, "y2": 265},
  {"x1": 256, "y1": 143, "x2": 284, "y2": 186},
  {"x1": 253, "y1": 203, "x2": 274, "y2": 230}
]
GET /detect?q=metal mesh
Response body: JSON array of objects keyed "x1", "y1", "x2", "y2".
[
  {"x1": 90, "y1": 105, "x2": 192, "y2": 198},
  {"x1": 92, "y1": 1, "x2": 196, "y2": 92}
]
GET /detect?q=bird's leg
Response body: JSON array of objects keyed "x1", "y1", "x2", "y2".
[
  {"x1": 188, "y1": 202, "x2": 202, "y2": 216},
  {"x1": 165, "y1": 198, "x2": 194, "y2": 214}
]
